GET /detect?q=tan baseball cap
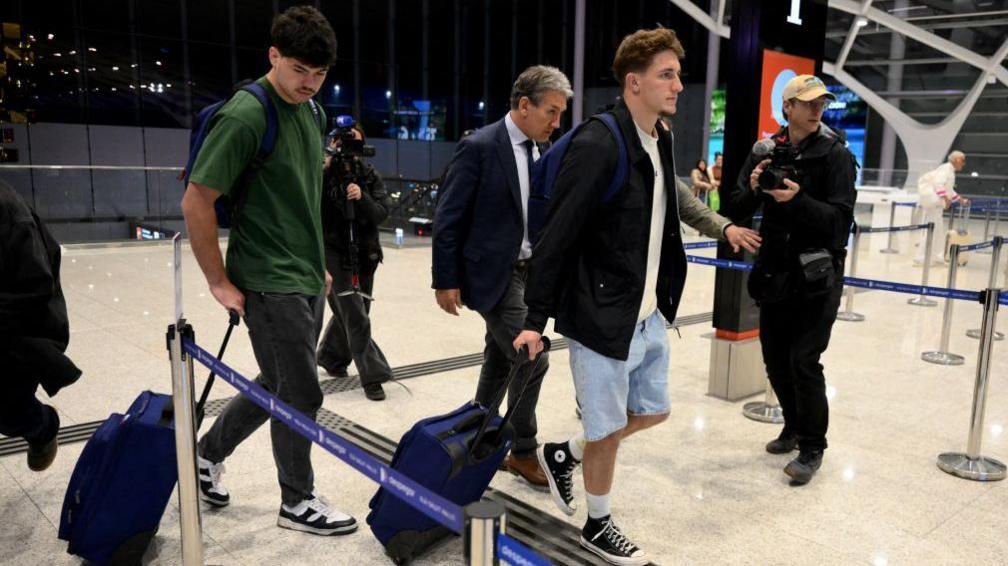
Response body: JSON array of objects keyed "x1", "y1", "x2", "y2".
[{"x1": 782, "y1": 74, "x2": 836, "y2": 102}]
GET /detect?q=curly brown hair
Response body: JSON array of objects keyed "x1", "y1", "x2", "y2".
[{"x1": 612, "y1": 28, "x2": 685, "y2": 87}]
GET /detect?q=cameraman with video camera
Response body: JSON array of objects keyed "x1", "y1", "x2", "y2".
[
  {"x1": 729, "y1": 75, "x2": 856, "y2": 485},
  {"x1": 317, "y1": 116, "x2": 393, "y2": 401}
]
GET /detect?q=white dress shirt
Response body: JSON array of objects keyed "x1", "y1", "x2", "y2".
[{"x1": 504, "y1": 112, "x2": 540, "y2": 260}]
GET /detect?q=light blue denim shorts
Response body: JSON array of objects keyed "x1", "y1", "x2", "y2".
[{"x1": 568, "y1": 310, "x2": 671, "y2": 441}]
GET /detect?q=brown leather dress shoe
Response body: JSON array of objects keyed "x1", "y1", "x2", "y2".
[{"x1": 503, "y1": 454, "x2": 549, "y2": 492}]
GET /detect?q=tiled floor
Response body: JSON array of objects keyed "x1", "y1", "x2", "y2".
[{"x1": 3, "y1": 221, "x2": 1007, "y2": 565}]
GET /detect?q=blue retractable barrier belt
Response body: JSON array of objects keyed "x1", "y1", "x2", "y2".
[
  {"x1": 497, "y1": 534, "x2": 553, "y2": 566},
  {"x1": 683, "y1": 240, "x2": 719, "y2": 250},
  {"x1": 858, "y1": 223, "x2": 930, "y2": 234},
  {"x1": 181, "y1": 339, "x2": 465, "y2": 534},
  {"x1": 957, "y1": 240, "x2": 995, "y2": 252},
  {"x1": 686, "y1": 255, "x2": 986, "y2": 302}
]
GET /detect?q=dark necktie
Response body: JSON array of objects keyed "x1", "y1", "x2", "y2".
[{"x1": 521, "y1": 139, "x2": 535, "y2": 182}]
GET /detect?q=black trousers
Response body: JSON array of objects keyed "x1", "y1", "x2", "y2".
[
  {"x1": 199, "y1": 291, "x2": 325, "y2": 506},
  {"x1": 317, "y1": 250, "x2": 392, "y2": 387},
  {"x1": 759, "y1": 281, "x2": 843, "y2": 452},
  {"x1": 0, "y1": 365, "x2": 60, "y2": 445},
  {"x1": 474, "y1": 266, "x2": 548, "y2": 458}
]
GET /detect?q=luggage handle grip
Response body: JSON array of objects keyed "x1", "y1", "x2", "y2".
[
  {"x1": 466, "y1": 337, "x2": 551, "y2": 459},
  {"x1": 195, "y1": 310, "x2": 241, "y2": 427}
]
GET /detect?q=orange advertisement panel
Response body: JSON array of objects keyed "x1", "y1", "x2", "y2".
[{"x1": 758, "y1": 50, "x2": 816, "y2": 139}]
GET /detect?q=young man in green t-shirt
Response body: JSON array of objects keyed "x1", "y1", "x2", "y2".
[{"x1": 181, "y1": 7, "x2": 354, "y2": 536}]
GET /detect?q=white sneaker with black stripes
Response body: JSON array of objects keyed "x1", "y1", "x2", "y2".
[
  {"x1": 277, "y1": 492, "x2": 357, "y2": 536},
  {"x1": 197, "y1": 455, "x2": 229, "y2": 507}
]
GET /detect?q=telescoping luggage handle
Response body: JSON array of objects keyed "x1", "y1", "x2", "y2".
[
  {"x1": 467, "y1": 337, "x2": 552, "y2": 458},
  {"x1": 195, "y1": 310, "x2": 241, "y2": 427}
]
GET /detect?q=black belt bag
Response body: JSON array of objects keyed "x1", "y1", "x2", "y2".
[{"x1": 798, "y1": 249, "x2": 836, "y2": 297}]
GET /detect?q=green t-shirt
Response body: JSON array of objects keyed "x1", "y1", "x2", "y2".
[{"x1": 190, "y1": 77, "x2": 326, "y2": 295}]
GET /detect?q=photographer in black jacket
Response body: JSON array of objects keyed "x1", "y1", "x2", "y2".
[
  {"x1": 729, "y1": 74, "x2": 856, "y2": 485},
  {"x1": 317, "y1": 119, "x2": 393, "y2": 401}
]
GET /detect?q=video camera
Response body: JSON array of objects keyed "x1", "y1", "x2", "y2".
[
  {"x1": 326, "y1": 115, "x2": 375, "y2": 159},
  {"x1": 752, "y1": 137, "x2": 801, "y2": 191}
]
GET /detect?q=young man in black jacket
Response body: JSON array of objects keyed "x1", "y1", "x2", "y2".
[
  {"x1": 729, "y1": 74, "x2": 856, "y2": 485},
  {"x1": 317, "y1": 124, "x2": 393, "y2": 401},
  {"x1": 513, "y1": 29, "x2": 759, "y2": 565}
]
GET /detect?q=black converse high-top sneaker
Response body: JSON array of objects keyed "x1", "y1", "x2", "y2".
[
  {"x1": 580, "y1": 515, "x2": 648, "y2": 566},
  {"x1": 536, "y1": 441, "x2": 579, "y2": 516}
]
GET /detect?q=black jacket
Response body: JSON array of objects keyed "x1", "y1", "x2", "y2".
[
  {"x1": 728, "y1": 124, "x2": 857, "y2": 278},
  {"x1": 523, "y1": 100, "x2": 688, "y2": 360},
  {"x1": 0, "y1": 182, "x2": 82, "y2": 396},
  {"x1": 321, "y1": 159, "x2": 389, "y2": 267}
]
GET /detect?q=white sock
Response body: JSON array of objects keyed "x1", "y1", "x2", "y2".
[
  {"x1": 568, "y1": 435, "x2": 586, "y2": 461},
  {"x1": 586, "y1": 492, "x2": 611, "y2": 520}
]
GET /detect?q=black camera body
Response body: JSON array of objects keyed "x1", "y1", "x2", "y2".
[{"x1": 757, "y1": 142, "x2": 801, "y2": 191}]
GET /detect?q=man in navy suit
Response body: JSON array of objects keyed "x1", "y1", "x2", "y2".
[{"x1": 432, "y1": 65, "x2": 571, "y2": 489}]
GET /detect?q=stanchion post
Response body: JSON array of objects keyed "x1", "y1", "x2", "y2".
[
  {"x1": 979, "y1": 208, "x2": 993, "y2": 255},
  {"x1": 837, "y1": 225, "x2": 866, "y2": 321},
  {"x1": 967, "y1": 236, "x2": 1004, "y2": 341},
  {"x1": 909, "y1": 222, "x2": 938, "y2": 306},
  {"x1": 743, "y1": 381, "x2": 784, "y2": 424},
  {"x1": 937, "y1": 288, "x2": 1006, "y2": 481},
  {"x1": 464, "y1": 500, "x2": 506, "y2": 566},
  {"x1": 167, "y1": 322, "x2": 205, "y2": 566},
  {"x1": 880, "y1": 201, "x2": 899, "y2": 254},
  {"x1": 922, "y1": 245, "x2": 966, "y2": 365}
]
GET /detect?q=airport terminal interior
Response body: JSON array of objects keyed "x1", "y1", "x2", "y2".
[{"x1": 2, "y1": 1, "x2": 1008, "y2": 565}]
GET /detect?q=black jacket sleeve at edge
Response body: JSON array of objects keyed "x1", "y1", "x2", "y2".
[{"x1": 784, "y1": 147, "x2": 856, "y2": 245}]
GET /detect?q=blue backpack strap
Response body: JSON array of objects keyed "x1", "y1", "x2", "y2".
[
  {"x1": 307, "y1": 98, "x2": 324, "y2": 134},
  {"x1": 240, "y1": 83, "x2": 279, "y2": 161},
  {"x1": 594, "y1": 112, "x2": 628, "y2": 204}
]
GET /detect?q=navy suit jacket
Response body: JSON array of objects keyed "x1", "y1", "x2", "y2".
[{"x1": 432, "y1": 118, "x2": 530, "y2": 314}]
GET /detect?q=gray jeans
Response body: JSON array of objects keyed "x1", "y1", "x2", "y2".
[
  {"x1": 474, "y1": 266, "x2": 548, "y2": 457},
  {"x1": 198, "y1": 291, "x2": 325, "y2": 506}
]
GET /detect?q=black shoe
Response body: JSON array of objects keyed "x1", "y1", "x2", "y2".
[
  {"x1": 784, "y1": 450, "x2": 823, "y2": 485},
  {"x1": 278, "y1": 492, "x2": 357, "y2": 536},
  {"x1": 197, "y1": 455, "x2": 230, "y2": 507},
  {"x1": 536, "y1": 442, "x2": 579, "y2": 516},
  {"x1": 765, "y1": 433, "x2": 798, "y2": 454},
  {"x1": 27, "y1": 436, "x2": 58, "y2": 472},
  {"x1": 580, "y1": 515, "x2": 647, "y2": 566},
  {"x1": 363, "y1": 382, "x2": 386, "y2": 401}
]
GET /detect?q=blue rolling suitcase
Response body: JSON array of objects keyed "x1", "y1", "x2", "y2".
[
  {"x1": 57, "y1": 316, "x2": 238, "y2": 565},
  {"x1": 366, "y1": 340, "x2": 550, "y2": 564}
]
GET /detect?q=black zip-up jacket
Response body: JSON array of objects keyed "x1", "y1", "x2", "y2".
[
  {"x1": 522, "y1": 100, "x2": 689, "y2": 361},
  {"x1": 727, "y1": 124, "x2": 857, "y2": 275},
  {"x1": 321, "y1": 159, "x2": 390, "y2": 267}
]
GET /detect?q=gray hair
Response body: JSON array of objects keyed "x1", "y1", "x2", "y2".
[
  {"x1": 948, "y1": 150, "x2": 966, "y2": 162},
  {"x1": 510, "y1": 65, "x2": 573, "y2": 109}
]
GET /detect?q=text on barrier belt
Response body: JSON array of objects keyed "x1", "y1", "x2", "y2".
[
  {"x1": 857, "y1": 223, "x2": 930, "y2": 234},
  {"x1": 683, "y1": 240, "x2": 719, "y2": 250},
  {"x1": 686, "y1": 255, "x2": 987, "y2": 302},
  {"x1": 181, "y1": 339, "x2": 466, "y2": 534},
  {"x1": 497, "y1": 534, "x2": 552, "y2": 566},
  {"x1": 956, "y1": 240, "x2": 997, "y2": 252}
]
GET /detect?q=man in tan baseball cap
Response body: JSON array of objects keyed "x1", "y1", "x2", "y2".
[{"x1": 783, "y1": 74, "x2": 836, "y2": 103}]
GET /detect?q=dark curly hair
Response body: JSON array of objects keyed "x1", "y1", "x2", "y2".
[{"x1": 271, "y1": 6, "x2": 338, "y2": 68}]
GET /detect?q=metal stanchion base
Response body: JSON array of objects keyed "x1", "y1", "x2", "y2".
[
  {"x1": 937, "y1": 453, "x2": 1006, "y2": 481},
  {"x1": 966, "y1": 328, "x2": 1005, "y2": 341},
  {"x1": 921, "y1": 351, "x2": 965, "y2": 365},
  {"x1": 836, "y1": 311, "x2": 866, "y2": 322},
  {"x1": 879, "y1": 248, "x2": 899, "y2": 254},
  {"x1": 908, "y1": 297, "x2": 938, "y2": 307},
  {"x1": 742, "y1": 402, "x2": 784, "y2": 424}
]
